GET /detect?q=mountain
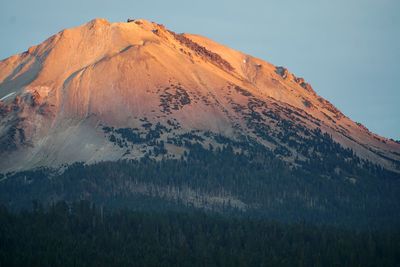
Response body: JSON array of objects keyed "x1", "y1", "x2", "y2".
[
  {"x1": 0, "y1": 18, "x2": 399, "y2": 227},
  {"x1": 0, "y1": 18, "x2": 399, "y2": 172}
]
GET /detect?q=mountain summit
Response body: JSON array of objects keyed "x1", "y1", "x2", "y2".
[{"x1": 0, "y1": 18, "x2": 399, "y2": 173}]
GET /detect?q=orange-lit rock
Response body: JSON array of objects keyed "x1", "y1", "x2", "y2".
[{"x1": 0, "y1": 18, "x2": 399, "y2": 172}]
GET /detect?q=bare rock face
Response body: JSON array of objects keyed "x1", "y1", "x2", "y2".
[{"x1": 0, "y1": 18, "x2": 399, "y2": 173}]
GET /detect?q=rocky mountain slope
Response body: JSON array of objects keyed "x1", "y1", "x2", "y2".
[{"x1": 0, "y1": 18, "x2": 399, "y2": 173}]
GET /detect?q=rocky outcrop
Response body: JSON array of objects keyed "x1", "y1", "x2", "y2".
[
  {"x1": 275, "y1": 66, "x2": 288, "y2": 79},
  {"x1": 294, "y1": 76, "x2": 313, "y2": 92},
  {"x1": 169, "y1": 30, "x2": 234, "y2": 72}
]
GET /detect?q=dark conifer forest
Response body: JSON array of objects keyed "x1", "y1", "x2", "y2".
[{"x1": 1, "y1": 201, "x2": 399, "y2": 267}]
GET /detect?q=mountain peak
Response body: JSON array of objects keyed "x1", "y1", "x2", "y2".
[
  {"x1": 88, "y1": 17, "x2": 110, "y2": 26},
  {"x1": 126, "y1": 18, "x2": 155, "y2": 27}
]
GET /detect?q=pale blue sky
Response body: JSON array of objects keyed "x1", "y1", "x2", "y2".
[{"x1": 0, "y1": 0, "x2": 399, "y2": 139}]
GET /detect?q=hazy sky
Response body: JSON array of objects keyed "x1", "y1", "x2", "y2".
[{"x1": 0, "y1": 0, "x2": 399, "y2": 139}]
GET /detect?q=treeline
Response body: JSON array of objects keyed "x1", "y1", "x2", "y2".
[
  {"x1": 1, "y1": 142, "x2": 400, "y2": 228},
  {"x1": 0, "y1": 201, "x2": 399, "y2": 267}
]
